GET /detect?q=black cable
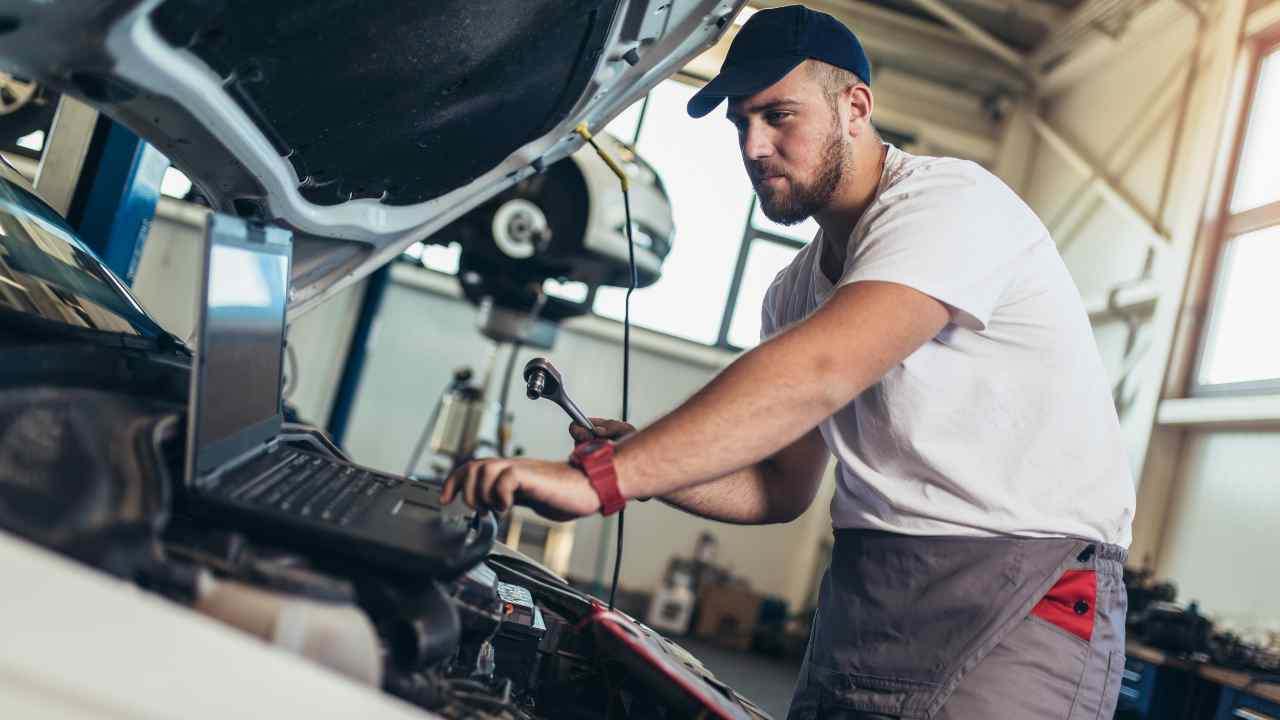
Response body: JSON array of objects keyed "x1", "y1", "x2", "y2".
[
  {"x1": 609, "y1": 184, "x2": 639, "y2": 612},
  {"x1": 576, "y1": 128, "x2": 635, "y2": 613}
]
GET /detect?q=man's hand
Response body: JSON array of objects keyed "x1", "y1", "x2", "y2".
[
  {"x1": 440, "y1": 458, "x2": 601, "y2": 521},
  {"x1": 568, "y1": 417, "x2": 636, "y2": 444}
]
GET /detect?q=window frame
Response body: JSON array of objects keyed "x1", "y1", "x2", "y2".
[
  {"x1": 717, "y1": 195, "x2": 808, "y2": 349},
  {"x1": 1189, "y1": 33, "x2": 1280, "y2": 397}
]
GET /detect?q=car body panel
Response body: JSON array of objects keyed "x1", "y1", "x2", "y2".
[{"x1": 0, "y1": 0, "x2": 744, "y2": 318}]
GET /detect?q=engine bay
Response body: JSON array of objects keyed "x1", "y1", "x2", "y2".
[
  {"x1": 158, "y1": 505, "x2": 763, "y2": 720},
  {"x1": 0, "y1": 374, "x2": 763, "y2": 719}
]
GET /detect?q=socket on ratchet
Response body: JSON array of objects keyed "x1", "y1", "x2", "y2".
[{"x1": 523, "y1": 358, "x2": 596, "y2": 438}]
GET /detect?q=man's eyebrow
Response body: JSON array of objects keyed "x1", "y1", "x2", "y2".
[{"x1": 727, "y1": 98, "x2": 804, "y2": 121}]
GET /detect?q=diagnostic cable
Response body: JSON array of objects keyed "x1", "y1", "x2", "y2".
[{"x1": 574, "y1": 123, "x2": 634, "y2": 612}]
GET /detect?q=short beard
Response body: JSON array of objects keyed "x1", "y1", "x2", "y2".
[{"x1": 754, "y1": 120, "x2": 850, "y2": 226}]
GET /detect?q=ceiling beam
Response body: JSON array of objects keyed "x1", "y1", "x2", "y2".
[
  {"x1": 951, "y1": 0, "x2": 1066, "y2": 27},
  {"x1": 1028, "y1": 115, "x2": 1171, "y2": 248},
  {"x1": 1037, "y1": 0, "x2": 1190, "y2": 95},
  {"x1": 904, "y1": 0, "x2": 1032, "y2": 72},
  {"x1": 1029, "y1": 0, "x2": 1175, "y2": 72},
  {"x1": 872, "y1": 67, "x2": 1000, "y2": 161},
  {"x1": 1246, "y1": 0, "x2": 1280, "y2": 37},
  {"x1": 755, "y1": 0, "x2": 1033, "y2": 94}
]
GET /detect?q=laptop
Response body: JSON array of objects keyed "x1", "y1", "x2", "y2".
[{"x1": 181, "y1": 213, "x2": 493, "y2": 578}]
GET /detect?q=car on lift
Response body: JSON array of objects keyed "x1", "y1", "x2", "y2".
[{"x1": 0, "y1": 2, "x2": 769, "y2": 719}]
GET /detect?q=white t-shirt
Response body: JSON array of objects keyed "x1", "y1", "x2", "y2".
[{"x1": 761, "y1": 145, "x2": 1135, "y2": 546}]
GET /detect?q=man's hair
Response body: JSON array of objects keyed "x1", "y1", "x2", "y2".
[
  {"x1": 806, "y1": 60, "x2": 860, "y2": 115},
  {"x1": 806, "y1": 60, "x2": 879, "y2": 140}
]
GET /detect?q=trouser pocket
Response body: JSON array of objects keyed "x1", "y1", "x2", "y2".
[
  {"x1": 937, "y1": 551, "x2": 1128, "y2": 720},
  {"x1": 1029, "y1": 569, "x2": 1096, "y2": 642},
  {"x1": 1066, "y1": 551, "x2": 1127, "y2": 720}
]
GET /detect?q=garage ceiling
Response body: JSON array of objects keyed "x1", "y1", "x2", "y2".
[{"x1": 746, "y1": 0, "x2": 1163, "y2": 100}]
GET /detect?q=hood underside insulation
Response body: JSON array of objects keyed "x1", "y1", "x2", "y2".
[{"x1": 151, "y1": 0, "x2": 622, "y2": 207}]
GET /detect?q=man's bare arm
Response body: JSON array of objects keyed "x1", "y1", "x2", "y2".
[
  {"x1": 613, "y1": 280, "x2": 949, "y2": 502},
  {"x1": 569, "y1": 420, "x2": 828, "y2": 524},
  {"x1": 444, "y1": 281, "x2": 947, "y2": 519},
  {"x1": 659, "y1": 428, "x2": 829, "y2": 524}
]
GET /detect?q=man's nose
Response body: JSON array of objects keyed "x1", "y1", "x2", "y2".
[{"x1": 741, "y1": 123, "x2": 773, "y2": 161}]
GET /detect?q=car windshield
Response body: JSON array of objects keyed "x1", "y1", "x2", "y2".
[{"x1": 0, "y1": 174, "x2": 167, "y2": 339}]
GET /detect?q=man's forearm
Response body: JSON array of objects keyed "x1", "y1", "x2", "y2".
[
  {"x1": 613, "y1": 282, "x2": 947, "y2": 503},
  {"x1": 660, "y1": 464, "x2": 787, "y2": 525}
]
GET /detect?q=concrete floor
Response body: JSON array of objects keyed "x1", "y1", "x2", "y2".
[{"x1": 676, "y1": 637, "x2": 803, "y2": 719}]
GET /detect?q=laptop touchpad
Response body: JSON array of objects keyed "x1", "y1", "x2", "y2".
[{"x1": 395, "y1": 499, "x2": 438, "y2": 522}]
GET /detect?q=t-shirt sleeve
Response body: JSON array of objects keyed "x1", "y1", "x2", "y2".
[
  {"x1": 836, "y1": 161, "x2": 1044, "y2": 331},
  {"x1": 760, "y1": 282, "x2": 778, "y2": 342}
]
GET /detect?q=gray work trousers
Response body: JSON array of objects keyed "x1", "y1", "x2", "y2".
[{"x1": 786, "y1": 531, "x2": 1127, "y2": 719}]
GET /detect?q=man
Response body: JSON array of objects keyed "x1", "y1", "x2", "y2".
[{"x1": 442, "y1": 5, "x2": 1135, "y2": 718}]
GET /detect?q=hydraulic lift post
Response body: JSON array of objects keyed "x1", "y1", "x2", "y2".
[{"x1": 35, "y1": 95, "x2": 169, "y2": 284}]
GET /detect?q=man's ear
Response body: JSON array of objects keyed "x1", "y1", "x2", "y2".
[{"x1": 847, "y1": 84, "x2": 874, "y2": 137}]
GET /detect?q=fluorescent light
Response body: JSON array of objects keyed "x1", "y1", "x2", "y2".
[
  {"x1": 160, "y1": 167, "x2": 193, "y2": 198},
  {"x1": 15, "y1": 131, "x2": 44, "y2": 152}
]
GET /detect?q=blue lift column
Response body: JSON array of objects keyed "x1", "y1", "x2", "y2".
[
  {"x1": 67, "y1": 119, "x2": 169, "y2": 284},
  {"x1": 325, "y1": 264, "x2": 392, "y2": 447}
]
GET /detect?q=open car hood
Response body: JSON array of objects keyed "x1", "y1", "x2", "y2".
[{"x1": 0, "y1": 0, "x2": 743, "y2": 318}]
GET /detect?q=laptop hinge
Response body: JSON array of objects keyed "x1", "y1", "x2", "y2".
[{"x1": 195, "y1": 437, "x2": 280, "y2": 490}]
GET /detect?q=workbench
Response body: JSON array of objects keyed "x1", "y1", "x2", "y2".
[{"x1": 1120, "y1": 641, "x2": 1280, "y2": 720}]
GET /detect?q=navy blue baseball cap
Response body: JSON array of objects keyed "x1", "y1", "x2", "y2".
[{"x1": 687, "y1": 5, "x2": 872, "y2": 118}]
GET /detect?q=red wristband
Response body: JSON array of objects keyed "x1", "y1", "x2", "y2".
[{"x1": 569, "y1": 440, "x2": 625, "y2": 516}]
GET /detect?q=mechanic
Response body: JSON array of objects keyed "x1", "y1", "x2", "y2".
[{"x1": 442, "y1": 5, "x2": 1136, "y2": 718}]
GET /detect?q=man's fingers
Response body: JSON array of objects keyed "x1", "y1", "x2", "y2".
[
  {"x1": 570, "y1": 417, "x2": 636, "y2": 442},
  {"x1": 568, "y1": 422, "x2": 593, "y2": 442},
  {"x1": 481, "y1": 463, "x2": 509, "y2": 508},
  {"x1": 598, "y1": 419, "x2": 635, "y2": 434},
  {"x1": 495, "y1": 470, "x2": 519, "y2": 512},
  {"x1": 573, "y1": 417, "x2": 636, "y2": 439},
  {"x1": 441, "y1": 465, "x2": 463, "y2": 504},
  {"x1": 463, "y1": 462, "x2": 483, "y2": 509}
]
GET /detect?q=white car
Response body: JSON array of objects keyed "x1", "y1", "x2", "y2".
[{"x1": 0, "y1": 3, "x2": 773, "y2": 719}]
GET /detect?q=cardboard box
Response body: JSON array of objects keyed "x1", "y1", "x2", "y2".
[{"x1": 695, "y1": 583, "x2": 763, "y2": 651}]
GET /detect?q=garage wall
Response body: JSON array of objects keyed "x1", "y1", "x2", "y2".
[
  {"x1": 129, "y1": 200, "x2": 364, "y2": 424},
  {"x1": 1145, "y1": 0, "x2": 1280, "y2": 628},
  {"x1": 340, "y1": 266, "x2": 835, "y2": 611},
  {"x1": 1021, "y1": 0, "x2": 1202, "y2": 469},
  {"x1": 1157, "y1": 431, "x2": 1280, "y2": 628},
  {"x1": 1018, "y1": 0, "x2": 1280, "y2": 627}
]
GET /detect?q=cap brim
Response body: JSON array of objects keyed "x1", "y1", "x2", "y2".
[{"x1": 686, "y1": 55, "x2": 806, "y2": 118}]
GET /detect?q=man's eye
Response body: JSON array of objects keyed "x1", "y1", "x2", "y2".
[{"x1": 766, "y1": 111, "x2": 791, "y2": 124}]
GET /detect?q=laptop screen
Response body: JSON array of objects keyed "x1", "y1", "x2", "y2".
[{"x1": 190, "y1": 215, "x2": 292, "y2": 476}]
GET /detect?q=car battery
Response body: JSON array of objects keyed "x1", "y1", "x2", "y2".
[{"x1": 492, "y1": 580, "x2": 547, "y2": 692}]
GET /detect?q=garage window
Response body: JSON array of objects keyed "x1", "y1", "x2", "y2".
[
  {"x1": 1194, "y1": 42, "x2": 1280, "y2": 393},
  {"x1": 402, "y1": 77, "x2": 913, "y2": 352},
  {"x1": 724, "y1": 229, "x2": 801, "y2": 348},
  {"x1": 592, "y1": 78, "x2": 755, "y2": 345},
  {"x1": 404, "y1": 76, "x2": 811, "y2": 350}
]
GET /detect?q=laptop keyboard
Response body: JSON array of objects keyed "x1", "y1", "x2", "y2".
[{"x1": 203, "y1": 449, "x2": 403, "y2": 526}]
